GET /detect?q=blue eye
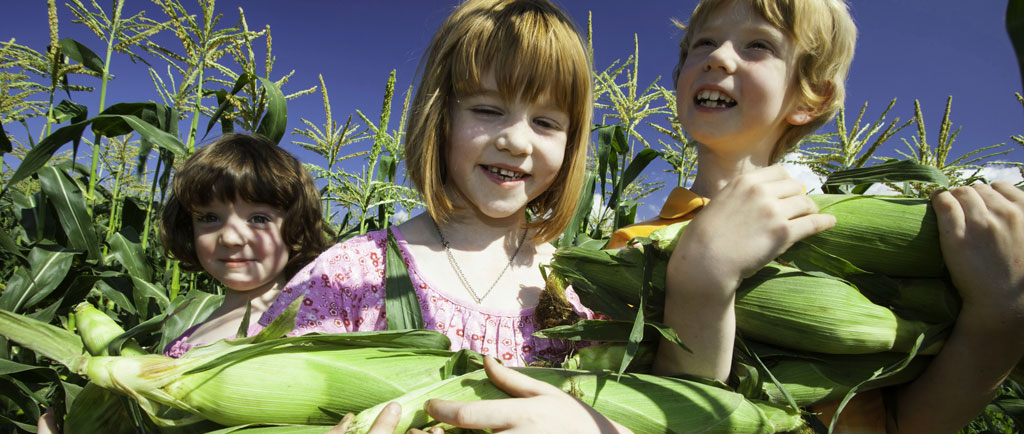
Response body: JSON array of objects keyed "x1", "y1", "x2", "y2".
[{"x1": 249, "y1": 215, "x2": 271, "y2": 224}]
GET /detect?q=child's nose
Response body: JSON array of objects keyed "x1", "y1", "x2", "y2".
[
  {"x1": 494, "y1": 118, "x2": 532, "y2": 155},
  {"x1": 704, "y1": 42, "x2": 738, "y2": 74},
  {"x1": 217, "y1": 221, "x2": 248, "y2": 246}
]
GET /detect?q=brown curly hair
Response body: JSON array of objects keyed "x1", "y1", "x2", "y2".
[{"x1": 159, "y1": 134, "x2": 332, "y2": 278}]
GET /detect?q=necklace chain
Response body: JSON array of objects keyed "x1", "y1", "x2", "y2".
[{"x1": 433, "y1": 220, "x2": 527, "y2": 304}]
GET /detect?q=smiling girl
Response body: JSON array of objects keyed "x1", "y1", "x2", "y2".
[{"x1": 159, "y1": 134, "x2": 331, "y2": 357}]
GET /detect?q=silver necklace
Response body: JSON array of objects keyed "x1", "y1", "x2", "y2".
[{"x1": 433, "y1": 220, "x2": 528, "y2": 304}]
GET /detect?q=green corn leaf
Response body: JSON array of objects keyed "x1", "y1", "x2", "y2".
[
  {"x1": 0, "y1": 246, "x2": 76, "y2": 313},
  {"x1": 52, "y1": 100, "x2": 89, "y2": 125},
  {"x1": 1008, "y1": 0, "x2": 1024, "y2": 93},
  {"x1": 821, "y1": 160, "x2": 948, "y2": 193},
  {"x1": 95, "y1": 276, "x2": 138, "y2": 315},
  {"x1": 92, "y1": 113, "x2": 185, "y2": 156},
  {"x1": 4, "y1": 120, "x2": 89, "y2": 190},
  {"x1": 609, "y1": 148, "x2": 659, "y2": 208},
  {"x1": 0, "y1": 120, "x2": 11, "y2": 154},
  {"x1": 385, "y1": 229, "x2": 424, "y2": 330},
  {"x1": 58, "y1": 38, "x2": 104, "y2": 74},
  {"x1": 108, "y1": 227, "x2": 152, "y2": 281},
  {"x1": 254, "y1": 76, "x2": 288, "y2": 144},
  {"x1": 0, "y1": 308, "x2": 85, "y2": 369},
  {"x1": 559, "y1": 170, "x2": 596, "y2": 247},
  {"x1": 129, "y1": 276, "x2": 170, "y2": 315},
  {"x1": 157, "y1": 290, "x2": 225, "y2": 353},
  {"x1": 38, "y1": 166, "x2": 100, "y2": 260}
]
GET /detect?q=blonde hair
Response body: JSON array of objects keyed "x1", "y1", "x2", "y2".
[
  {"x1": 674, "y1": 0, "x2": 857, "y2": 162},
  {"x1": 405, "y1": 0, "x2": 593, "y2": 243}
]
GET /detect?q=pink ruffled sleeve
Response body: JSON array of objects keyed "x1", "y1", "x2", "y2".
[{"x1": 258, "y1": 232, "x2": 390, "y2": 336}]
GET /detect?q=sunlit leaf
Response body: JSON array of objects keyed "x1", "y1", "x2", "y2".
[
  {"x1": 0, "y1": 246, "x2": 76, "y2": 313},
  {"x1": 37, "y1": 167, "x2": 100, "y2": 260}
]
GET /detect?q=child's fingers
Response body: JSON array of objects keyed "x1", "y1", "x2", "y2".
[
  {"x1": 322, "y1": 413, "x2": 354, "y2": 434},
  {"x1": 950, "y1": 186, "x2": 990, "y2": 228},
  {"x1": 788, "y1": 212, "x2": 837, "y2": 242},
  {"x1": 366, "y1": 402, "x2": 402, "y2": 434},
  {"x1": 481, "y1": 356, "x2": 561, "y2": 398},
  {"x1": 992, "y1": 182, "x2": 1024, "y2": 204},
  {"x1": 972, "y1": 183, "x2": 1021, "y2": 222},
  {"x1": 931, "y1": 189, "x2": 967, "y2": 238},
  {"x1": 424, "y1": 398, "x2": 517, "y2": 430}
]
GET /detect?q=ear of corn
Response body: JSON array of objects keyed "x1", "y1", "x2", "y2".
[
  {"x1": 736, "y1": 263, "x2": 933, "y2": 355},
  {"x1": 73, "y1": 302, "x2": 146, "y2": 356},
  {"x1": 348, "y1": 367, "x2": 805, "y2": 434},
  {"x1": 78, "y1": 339, "x2": 460, "y2": 426},
  {"x1": 760, "y1": 352, "x2": 931, "y2": 407},
  {"x1": 804, "y1": 195, "x2": 944, "y2": 277}
]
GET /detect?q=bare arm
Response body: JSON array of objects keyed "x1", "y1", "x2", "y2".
[
  {"x1": 653, "y1": 167, "x2": 835, "y2": 380},
  {"x1": 890, "y1": 183, "x2": 1024, "y2": 433}
]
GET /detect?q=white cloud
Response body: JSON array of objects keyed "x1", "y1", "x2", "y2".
[
  {"x1": 780, "y1": 158, "x2": 824, "y2": 193},
  {"x1": 976, "y1": 166, "x2": 1023, "y2": 184},
  {"x1": 392, "y1": 209, "x2": 411, "y2": 223}
]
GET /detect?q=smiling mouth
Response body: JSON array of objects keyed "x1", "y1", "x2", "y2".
[
  {"x1": 695, "y1": 89, "x2": 737, "y2": 108},
  {"x1": 483, "y1": 165, "x2": 528, "y2": 181}
]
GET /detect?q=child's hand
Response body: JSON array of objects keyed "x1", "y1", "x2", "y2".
[
  {"x1": 656, "y1": 166, "x2": 834, "y2": 380},
  {"x1": 37, "y1": 408, "x2": 58, "y2": 434},
  {"x1": 325, "y1": 403, "x2": 443, "y2": 434},
  {"x1": 675, "y1": 165, "x2": 835, "y2": 288},
  {"x1": 424, "y1": 357, "x2": 633, "y2": 434},
  {"x1": 933, "y1": 182, "x2": 1024, "y2": 326},
  {"x1": 890, "y1": 183, "x2": 1024, "y2": 433}
]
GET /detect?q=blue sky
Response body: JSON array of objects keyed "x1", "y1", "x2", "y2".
[{"x1": 5, "y1": 1, "x2": 1023, "y2": 220}]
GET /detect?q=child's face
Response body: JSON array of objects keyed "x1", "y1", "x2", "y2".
[
  {"x1": 192, "y1": 199, "x2": 289, "y2": 293},
  {"x1": 675, "y1": 2, "x2": 813, "y2": 160},
  {"x1": 446, "y1": 71, "x2": 569, "y2": 219}
]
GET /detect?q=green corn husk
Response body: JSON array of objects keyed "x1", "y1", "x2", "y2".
[
  {"x1": 0, "y1": 304, "x2": 465, "y2": 427},
  {"x1": 348, "y1": 367, "x2": 805, "y2": 434},
  {"x1": 73, "y1": 302, "x2": 146, "y2": 356},
  {"x1": 804, "y1": 195, "x2": 944, "y2": 278},
  {"x1": 548, "y1": 251, "x2": 935, "y2": 355},
  {"x1": 550, "y1": 245, "x2": 666, "y2": 308},
  {"x1": 77, "y1": 339, "x2": 459, "y2": 426},
  {"x1": 736, "y1": 263, "x2": 933, "y2": 355},
  {"x1": 760, "y1": 352, "x2": 931, "y2": 407},
  {"x1": 64, "y1": 382, "x2": 135, "y2": 434},
  {"x1": 648, "y1": 195, "x2": 945, "y2": 278},
  {"x1": 889, "y1": 279, "x2": 961, "y2": 323}
]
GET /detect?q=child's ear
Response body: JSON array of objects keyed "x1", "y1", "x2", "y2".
[{"x1": 786, "y1": 105, "x2": 816, "y2": 126}]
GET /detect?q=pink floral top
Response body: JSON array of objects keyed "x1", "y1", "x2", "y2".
[
  {"x1": 163, "y1": 322, "x2": 266, "y2": 358},
  {"x1": 257, "y1": 227, "x2": 596, "y2": 366}
]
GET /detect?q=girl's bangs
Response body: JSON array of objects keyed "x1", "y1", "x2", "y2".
[{"x1": 450, "y1": 5, "x2": 588, "y2": 117}]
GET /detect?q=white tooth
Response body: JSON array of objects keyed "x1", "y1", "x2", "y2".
[
  {"x1": 709, "y1": 90, "x2": 721, "y2": 101},
  {"x1": 698, "y1": 90, "x2": 710, "y2": 100}
]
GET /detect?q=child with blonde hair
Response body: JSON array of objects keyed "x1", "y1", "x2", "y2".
[
  {"x1": 611, "y1": 0, "x2": 1024, "y2": 432},
  {"x1": 264, "y1": 1, "x2": 633, "y2": 432}
]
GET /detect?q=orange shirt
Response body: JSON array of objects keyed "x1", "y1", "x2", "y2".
[{"x1": 608, "y1": 186, "x2": 888, "y2": 433}]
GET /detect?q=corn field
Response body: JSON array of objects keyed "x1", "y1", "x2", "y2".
[{"x1": 1, "y1": 1, "x2": 1024, "y2": 433}]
